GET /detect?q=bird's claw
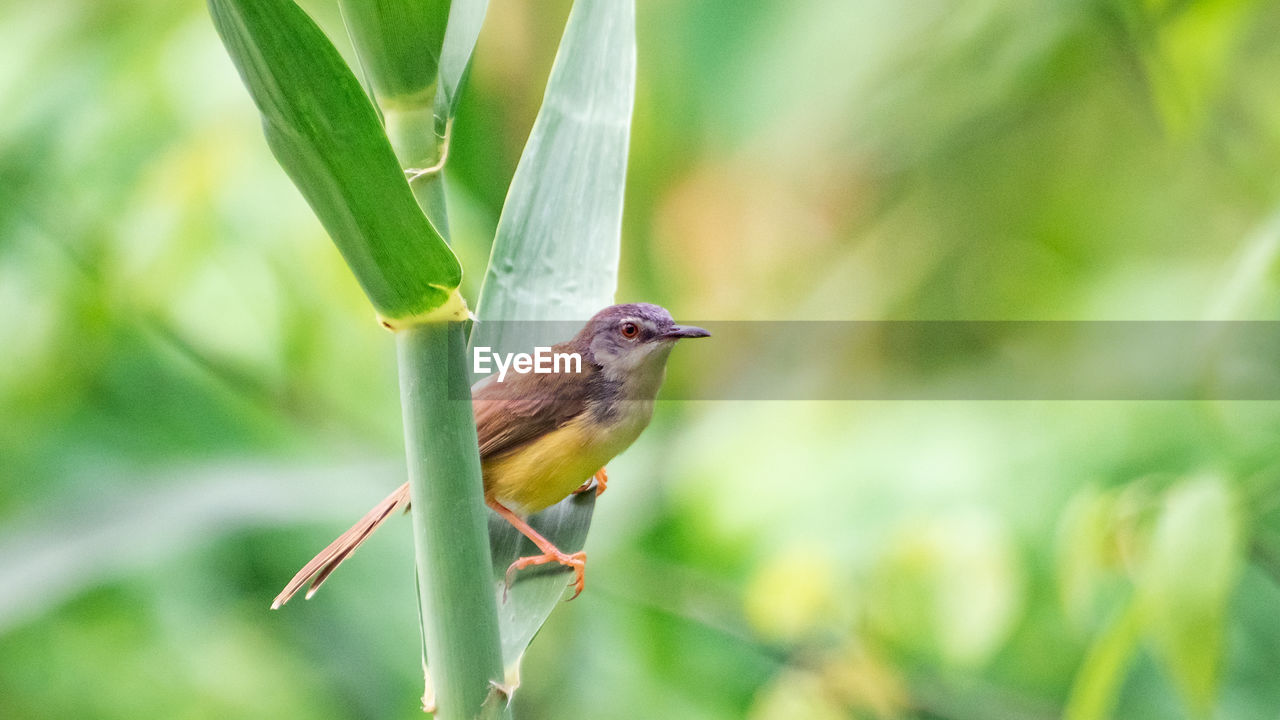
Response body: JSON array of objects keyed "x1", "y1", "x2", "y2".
[{"x1": 503, "y1": 549, "x2": 587, "y2": 601}]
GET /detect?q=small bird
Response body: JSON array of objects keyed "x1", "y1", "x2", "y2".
[{"x1": 272, "y1": 303, "x2": 709, "y2": 607}]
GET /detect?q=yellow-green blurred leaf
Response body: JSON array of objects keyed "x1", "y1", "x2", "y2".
[
  {"x1": 1138, "y1": 476, "x2": 1242, "y2": 717},
  {"x1": 1064, "y1": 598, "x2": 1144, "y2": 720}
]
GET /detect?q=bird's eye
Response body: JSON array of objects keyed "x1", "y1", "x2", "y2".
[{"x1": 620, "y1": 322, "x2": 639, "y2": 339}]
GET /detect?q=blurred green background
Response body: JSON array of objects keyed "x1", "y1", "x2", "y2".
[{"x1": 5, "y1": 0, "x2": 1280, "y2": 718}]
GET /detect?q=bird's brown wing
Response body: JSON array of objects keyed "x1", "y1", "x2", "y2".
[
  {"x1": 473, "y1": 360, "x2": 594, "y2": 460},
  {"x1": 273, "y1": 349, "x2": 595, "y2": 608}
]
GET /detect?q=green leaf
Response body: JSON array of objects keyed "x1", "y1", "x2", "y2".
[
  {"x1": 467, "y1": 0, "x2": 636, "y2": 687},
  {"x1": 433, "y1": 0, "x2": 491, "y2": 128},
  {"x1": 474, "y1": 0, "x2": 633, "y2": 325},
  {"x1": 338, "y1": 0, "x2": 450, "y2": 105},
  {"x1": 1105, "y1": 0, "x2": 1253, "y2": 137},
  {"x1": 1138, "y1": 476, "x2": 1242, "y2": 718},
  {"x1": 338, "y1": 0, "x2": 454, "y2": 179},
  {"x1": 208, "y1": 0, "x2": 464, "y2": 324},
  {"x1": 1056, "y1": 485, "x2": 1129, "y2": 630},
  {"x1": 488, "y1": 492, "x2": 595, "y2": 687},
  {"x1": 1063, "y1": 598, "x2": 1144, "y2": 720}
]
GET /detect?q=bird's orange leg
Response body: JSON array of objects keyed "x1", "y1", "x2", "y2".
[
  {"x1": 487, "y1": 499, "x2": 587, "y2": 600},
  {"x1": 574, "y1": 467, "x2": 608, "y2": 497}
]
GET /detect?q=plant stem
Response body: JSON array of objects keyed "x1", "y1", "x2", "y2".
[
  {"x1": 378, "y1": 56, "x2": 505, "y2": 720},
  {"x1": 397, "y1": 322, "x2": 506, "y2": 718},
  {"x1": 386, "y1": 105, "x2": 452, "y2": 236}
]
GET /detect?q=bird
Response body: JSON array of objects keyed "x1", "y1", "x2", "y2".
[{"x1": 272, "y1": 303, "x2": 709, "y2": 608}]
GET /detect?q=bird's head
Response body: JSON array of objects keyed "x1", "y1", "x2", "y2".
[{"x1": 575, "y1": 303, "x2": 709, "y2": 386}]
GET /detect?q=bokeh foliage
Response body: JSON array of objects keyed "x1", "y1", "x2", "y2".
[{"x1": 4, "y1": 0, "x2": 1280, "y2": 718}]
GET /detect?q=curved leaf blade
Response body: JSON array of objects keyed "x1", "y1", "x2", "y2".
[
  {"x1": 474, "y1": 0, "x2": 633, "y2": 327},
  {"x1": 209, "y1": 0, "x2": 463, "y2": 323},
  {"x1": 467, "y1": 0, "x2": 636, "y2": 686},
  {"x1": 434, "y1": 0, "x2": 491, "y2": 126}
]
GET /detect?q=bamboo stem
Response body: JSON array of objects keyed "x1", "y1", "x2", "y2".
[
  {"x1": 343, "y1": 11, "x2": 506, "y2": 712},
  {"x1": 383, "y1": 71, "x2": 507, "y2": 720},
  {"x1": 391, "y1": 112, "x2": 508, "y2": 720},
  {"x1": 396, "y1": 322, "x2": 506, "y2": 718},
  {"x1": 387, "y1": 105, "x2": 452, "y2": 237}
]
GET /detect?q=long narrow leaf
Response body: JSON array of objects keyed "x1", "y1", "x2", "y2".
[
  {"x1": 468, "y1": 0, "x2": 636, "y2": 686},
  {"x1": 473, "y1": 0, "x2": 634, "y2": 329},
  {"x1": 433, "y1": 0, "x2": 491, "y2": 129},
  {"x1": 209, "y1": 0, "x2": 464, "y2": 325}
]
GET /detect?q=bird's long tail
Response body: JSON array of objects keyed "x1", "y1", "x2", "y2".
[{"x1": 272, "y1": 482, "x2": 411, "y2": 609}]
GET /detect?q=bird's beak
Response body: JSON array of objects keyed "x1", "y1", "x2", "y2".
[{"x1": 660, "y1": 324, "x2": 711, "y2": 340}]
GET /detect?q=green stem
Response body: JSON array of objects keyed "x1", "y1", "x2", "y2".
[
  {"x1": 387, "y1": 105, "x2": 451, "y2": 237},
  {"x1": 397, "y1": 323, "x2": 506, "y2": 718},
  {"x1": 359, "y1": 30, "x2": 501, "y2": 719},
  {"x1": 386, "y1": 73, "x2": 505, "y2": 720}
]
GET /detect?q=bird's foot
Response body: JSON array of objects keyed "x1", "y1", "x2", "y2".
[
  {"x1": 574, "y1": 467, "x2": 608, "y2": 497},
  {"x1": 504, "y1": 549, "x2": 588, "y2": 600}
]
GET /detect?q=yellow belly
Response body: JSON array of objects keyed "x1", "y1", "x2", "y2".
[{"x1": 482, "y1": 406, "x2": 650, "y2": 514}]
